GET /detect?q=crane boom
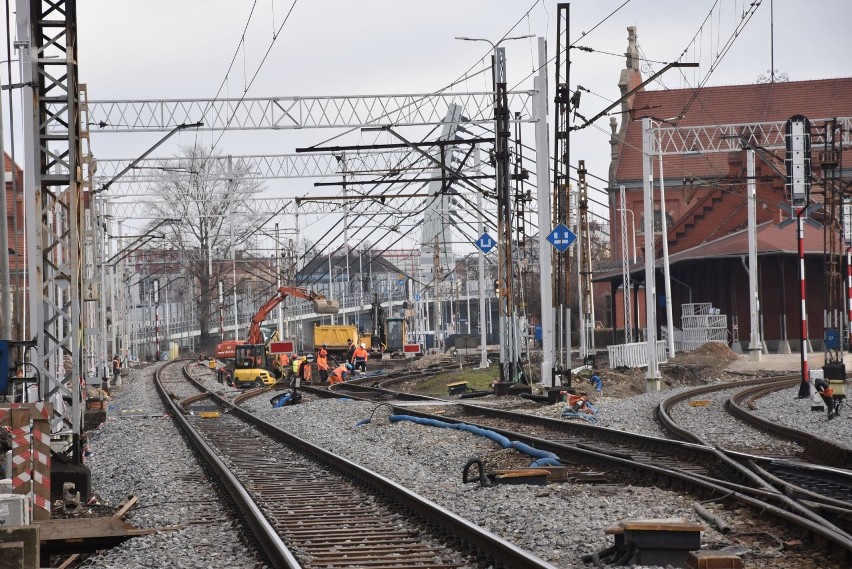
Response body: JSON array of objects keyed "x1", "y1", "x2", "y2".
[
  {"x1": 247, "y1": 286, "x2": 339, "y2": 344},
  {"x1": 215, "y1": 286, "x2": 338, "y2": 358}
]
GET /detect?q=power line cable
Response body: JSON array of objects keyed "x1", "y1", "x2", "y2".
[{"x1": 209, "y1": 0, "x2": 300, "y2": 153}]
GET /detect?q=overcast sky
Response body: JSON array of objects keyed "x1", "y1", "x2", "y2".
[{"x1": 3, "y1": 0, "x2": 851, "y2": 253}]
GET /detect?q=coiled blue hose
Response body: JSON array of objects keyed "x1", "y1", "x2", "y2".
[
  {"x1": 272, "y1": 393, "x2": 292, "y2": 408},
  {"x1": 389, "y1": 415, "x2": 560, "y2": 466}
]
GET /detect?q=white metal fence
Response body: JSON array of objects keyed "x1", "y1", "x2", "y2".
[{"x1": 607, "y1": 340, "x2": 668, "y2": 369}]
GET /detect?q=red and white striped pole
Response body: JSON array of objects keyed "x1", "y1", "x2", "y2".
[{"x1": 797, "y1": 211, "x2": 810, "y2": 398}]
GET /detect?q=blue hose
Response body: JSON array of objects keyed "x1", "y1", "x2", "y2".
[
  {"x1": 272, "y1": 393, "x2": 292, "y2": 408},
  {"x1": 389, "y1": 414, "x2": 560, "y2": 467},
  {"x1": 512, "y1": 441, "x2": 559, "y2": 461},
  {"x1": 530, "y1": 457, "x2": 562, "y2": 467}
]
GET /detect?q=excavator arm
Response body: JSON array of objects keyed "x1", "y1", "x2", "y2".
[{"x1": 246, "y1": 286, "x2": 339, "y2": 344}]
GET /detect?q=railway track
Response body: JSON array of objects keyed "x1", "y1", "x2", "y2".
[
  {"x1": 656, "y1": 376, "x2": 852, "y2": 513},
  {"x1": 283, "y1": 375, "x2": 852, "y2": 561},
  {"x1": 726, "y1": 379, "x2": 852, "y2": 468},
  {"x1": 157, "y1": 359, "x2": 556, "y2": 569}
]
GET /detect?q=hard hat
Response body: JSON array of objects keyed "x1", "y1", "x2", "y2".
[
  {"x1": 345, "y1": 363, "x2": 353, "y2": 370},
  {"x1": 360, "y1": 343, "x2": 366, "y2": 349},
  {"x1": 322, "y1": 343, "x2": 327, "y2": 348}
]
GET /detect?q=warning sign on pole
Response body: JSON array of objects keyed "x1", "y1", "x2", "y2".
[{"x1": 268, "y1": 341, "x2": 295, "y2": 354}]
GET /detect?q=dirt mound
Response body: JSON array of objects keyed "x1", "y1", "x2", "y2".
[
  {"x1": 407, "y1": 353, "x2": 455, "y2": 370},
  {"x1": 687, "y1": 342, "x2": 739, "y2": 361},
  {"x1": 589, "y1": 342, "x2": 742, "y2": 398}
]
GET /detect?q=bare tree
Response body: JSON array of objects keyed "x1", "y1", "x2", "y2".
[{"x1": 145, "y1": 144, "x2": 265, "y2": 350}]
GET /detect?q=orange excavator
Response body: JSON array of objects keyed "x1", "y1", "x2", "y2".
[{"x1": 216, "y1": 286, "x2": 339, "y2": 388}]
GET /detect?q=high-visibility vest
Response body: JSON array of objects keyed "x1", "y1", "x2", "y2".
[
  {"x1": 317, "y1": 348, "x2": 328, "y2": 370},
  {"x1": 353, "y1": 347, "x2": 368, "y2": 361},
  {"x1": 280, "y1": 354, "x2": 290, "y2": 367},
  {"x1": 292, "y1": 358, "x2": 302, "y2": 373},
  {"x1": 331, "y1": 364, "x2": 348, "y2": 378}
]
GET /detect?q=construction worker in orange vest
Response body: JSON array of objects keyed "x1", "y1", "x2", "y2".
[
  {"x1": 278, "y1": 353, "x2": 290, "y2": 378},
  {"x1": 328, "y1": 363, "x2": 352, "y2": 385},
  {"x1": 316, "y1": 344, "x2": 329, "y2": 383},
  {"x1": 298, "y1": 356, "x2": 312, "y2": 384},
  {"x1": 351, "y1": 342, "x2": 369, "y2": 372}
]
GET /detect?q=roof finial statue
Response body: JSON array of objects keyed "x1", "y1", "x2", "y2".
[{"x1": 625, "y1": 26, "x2": 638, "y2": 71}]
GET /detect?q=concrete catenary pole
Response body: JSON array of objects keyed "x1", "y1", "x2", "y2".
[
  {"x1": 642, "y1": 118, "x2": 660, "y2": 391},
  {"x1": 477, "y1": 172, "x2": 488, "y2": 369},
  {"x1": 658, "y1": 151, "x2": 675, "y2": 358},
  {"x1": 533, "y1": 36, "x2": 553, "y2": 387},
  {"x1": 747, "y1": 149, "x2": 762, "y2": 362}
]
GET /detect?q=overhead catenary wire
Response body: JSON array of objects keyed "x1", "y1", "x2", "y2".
[
  {"x1": 209, "y1": 0, "x2": 300, "y2": 154},
  {"x1": 178, "y1": 1, "x2": 636, "y2": 266},
  {"x1": 192, "y1": 0, "x2": 259, "y2": 151},
  {"x1": 305, "y1": 0, "x2": 543, "y2": 152},
  {"x1": 157, "y1": 1, "x2": 660, "y2": 274}
]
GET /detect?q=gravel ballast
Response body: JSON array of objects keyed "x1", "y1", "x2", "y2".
[
  {"x1": 74, "y1": 360, "x2": 847, "y2": 569},
  {"x1": 79, "y1": 363, "x2": 263, "y2": 569},
  {"x1": 241, "y1": 388, "x2": 728, "y2": 568}
]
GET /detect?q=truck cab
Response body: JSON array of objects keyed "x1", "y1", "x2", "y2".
[{"x1": 384, "y1": 317, "x2": 406, "y2": 354}]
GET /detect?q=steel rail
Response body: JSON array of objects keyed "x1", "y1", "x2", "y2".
[
  {"x1": 268, "y1": 375, "x2": 852, "y2": 558},
  {"x1": 726, "y1": 380, "x2": 852, "y2": 468},
  {"x1": 154, "y1": 364, "x2": 301, "y2": 568},
  {"x1": 375, "y1": 404, "x2": 852, "y2": 559},
  {"x1": 182, "y1": 362, "x2": 557, "y2": 569},
  {"x1": 655, "y1": 375, "x2": 799, "y2": 445}
]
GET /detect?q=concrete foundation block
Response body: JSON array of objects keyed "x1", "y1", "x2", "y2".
[
  {"x1": 0, "y1": 525, "x2": 38, "y2": 569},
  {"x1": 0, "y1": 541, "x2": 24, "y2": 569}
]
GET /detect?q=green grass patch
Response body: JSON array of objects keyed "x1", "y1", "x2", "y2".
[{"x1": 414, "y1": 367, "x2": 500, "y2": 396}]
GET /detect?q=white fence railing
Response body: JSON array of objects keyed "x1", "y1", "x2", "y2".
[
  {"x1": 607, "y1": 340, "x2": 668, "y2": 369},
  {"x1": 665, "y1": 324, "x2": 728, "y2": 353}
]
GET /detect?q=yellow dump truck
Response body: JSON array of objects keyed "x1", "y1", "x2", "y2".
[{"x1": 314, "y1": 324, "x2": 371, "y2": 355}]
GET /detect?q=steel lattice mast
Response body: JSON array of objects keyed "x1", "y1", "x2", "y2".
[{"x1": 17, "y1": 0, "x2": 85, "y2": 459}]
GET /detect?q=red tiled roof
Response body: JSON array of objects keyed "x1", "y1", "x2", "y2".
[
  {"x1": 666, "y1": 220, "x2": 832, "y2": 261},
  {"x1": 615, "y1": 78, "x2": 852, "y2": 183}
]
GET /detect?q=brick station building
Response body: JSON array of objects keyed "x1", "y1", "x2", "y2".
[{"x1": 600, "y1": 28, "x2": 852, "y2": 351}]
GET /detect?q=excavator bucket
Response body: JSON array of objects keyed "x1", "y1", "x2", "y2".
[{"x1": 313, "y1": 298, "x2": 340, "y2": 315}]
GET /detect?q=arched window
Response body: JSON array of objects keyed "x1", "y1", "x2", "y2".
[{"x1": 637, "y1": 210, "x2": 674, "y2": 234}]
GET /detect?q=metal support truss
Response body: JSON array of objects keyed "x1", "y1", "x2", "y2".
[
  {"x1": 87, "y1": 92, "x2": 534, "y2": 132},
  {"x1": 651, "y1": 117, "x2": 852, "y2": 155},
  {"x1": 94, "y1": 150, "x2": 483, "y2": 197},
  {"x1": 18, "y1": 0, "x2": 84, "y2": 455}
]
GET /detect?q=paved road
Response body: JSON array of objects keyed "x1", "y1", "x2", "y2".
[{"x1": 725, "y1": 351, "x2": 840, "y2": 372}]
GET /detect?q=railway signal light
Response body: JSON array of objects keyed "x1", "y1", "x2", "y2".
[{"x1": 785, "y1": 115, "x2": 812, "y2": 208}]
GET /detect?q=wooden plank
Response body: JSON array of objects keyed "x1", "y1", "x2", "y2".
[
  {"x1": 620, "y1": 519, "x2": 704, "y2": 532},
  {"x1": 56, "y1": 553, "x2": 80, "y2": 569},
  {"x1": 113, "y1": 496, "x2": 139, "y2": 519},
  {"x1": 35, "y1": 517, "x2": 155, "y2": 541}
]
